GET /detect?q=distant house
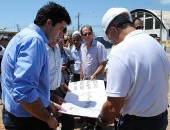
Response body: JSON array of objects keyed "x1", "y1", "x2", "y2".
[
  {"x1": 0, "y1": 31, "x2": 17, "y2": 47},
  {"x1": 130, "y1": 9, "x2": 170, "y2": 41},
  {"x1": 0, "y1": 31, "x2": 17, "y2": 40}
]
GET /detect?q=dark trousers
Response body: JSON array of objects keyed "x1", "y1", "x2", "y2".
[
  {"x1": 73, "y1": 73, "x2": 80, "y2": 82},
  {"x1": 84, "y1": 117, "x2": 96, "y2": 128},
  {"x1": 55, "y1": 88, "x2": 75, "y2": 130},
  {"x1": 2, "y1": 107, "x2": 52, "y2": 130},
  {"x1": 60, "y1": 114, "x2": 75, "y2": 130},
  {"x1": 117, "y1": 110, "x2": 168, "y2": 130}
]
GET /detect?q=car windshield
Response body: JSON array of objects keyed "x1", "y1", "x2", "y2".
[{"x1": 95, "y1": 37, "x2": 112, "y2": 49}]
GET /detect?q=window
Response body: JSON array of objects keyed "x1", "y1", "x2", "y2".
[
  {"x1": 137, "y1": 12, "x2": 144, "y2": 18},
  {"x1": 155, "y1": 18, "x2": 160, "y2": 29},
  {"x1": 145, "y1": 18, "x2": 153, "y2": 30},
  {"x1": 145, "y1": 12, "x2": 152, "y2": 18}
]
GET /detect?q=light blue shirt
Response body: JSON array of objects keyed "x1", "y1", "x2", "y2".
[
  {"x1": 80, "y1": 40, "x2": 107, "y2": 80},
  {"x1": 71, "y1": 45, "x2": 81, "y2": 74},
  {"x1": 1, "y1": 23, "x2": 50, "y2": 117},
  {"x1": 46, "y1": 44, "x2": 62, "y2": 90},
  {"x1": 60, "y1": 47, "x2": 74, "y2": 84}
]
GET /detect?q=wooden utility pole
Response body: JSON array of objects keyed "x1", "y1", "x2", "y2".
[
  {"x1": 77, "y1": 12, "x2": 80, "y2": 31},
  {"x1": 160, "y1": 10, "x2": 162, "y2": 40}
]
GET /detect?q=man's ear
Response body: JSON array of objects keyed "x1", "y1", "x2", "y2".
[
  {"x1": 46, "y1": 19, "x2": 52, "y2": 28},
  {"x1": 110, "y1": 27, "x2": 118, "y2": 37}
]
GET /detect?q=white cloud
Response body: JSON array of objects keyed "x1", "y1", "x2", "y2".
[{"x1": 160, "y1": 0, "x2": 170, "y2": 4}]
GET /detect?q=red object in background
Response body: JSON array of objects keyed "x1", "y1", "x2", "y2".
[{"x1": 156, "y1": 37, "x2": 161, "y2": 42}]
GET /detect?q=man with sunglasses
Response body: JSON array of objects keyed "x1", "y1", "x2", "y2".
[
  {"x1": 80, "y1": 25, "x2": 107, "y2": 129},
  {"x1": 133, "y1": 17, "x2": 144, "y2": 30},
  {"x1": 96, "y1": 7, "x2": 169, "y2": 130},
  {"x1": 80, "y1": 25, "x2": 107, "y2": 81}
]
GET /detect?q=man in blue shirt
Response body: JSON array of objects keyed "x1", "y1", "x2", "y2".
[
  {"x1": 71, "y1": 31, "x2": 82, "y2": 81},
  {"x1": 1, "y1": 2, "x2": 71, "y2": 130}
]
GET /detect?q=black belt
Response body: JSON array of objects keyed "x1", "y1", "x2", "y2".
[
  {"x1": 74, "y1": 73, "x2": 80, "y2": 76},
  {"x1": 3, "y1": 105, "x2": 51, "y2": 116},
  {"x1": 124, "y1": 110, "x2": 168, "y2": 120}
]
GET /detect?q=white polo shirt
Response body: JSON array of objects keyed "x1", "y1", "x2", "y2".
[{"x1": 106, "y1": 30, "x2": 170, "y2": 117}]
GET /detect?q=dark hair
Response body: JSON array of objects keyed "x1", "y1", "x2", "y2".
[
  {"x1": 80, "y1": 25, "x2": 93, "y2": 34},
  {"x1": 34, "y1": 1, "x2": 71, "y2": 26},
  {"x1": 0, "y1": 57, "x2": 2, "y2": 64},
  {"x1": 133, "y1": 17, "x2": 142, "y2": 23},
  {"x1": 106, "y1": 13, "x2": 133, "y2": 33},
  {"x1": 63, "y1": 27, "x2": 67, "y2": 34}
]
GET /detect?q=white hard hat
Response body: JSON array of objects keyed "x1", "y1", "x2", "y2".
[{"x1": 102, "y1": 8, "x2": 132, "y2": 41}]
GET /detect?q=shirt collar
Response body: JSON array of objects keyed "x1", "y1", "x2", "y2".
[
  {"x1": 82, "y1": 39, "x2": 97, "y2": 48},
  {"x1": 125, "y1": 30, "x2": 144, "y2": 40},
  {"x1": 28, "y1": 23, "x2": 48, "y2": 44}
]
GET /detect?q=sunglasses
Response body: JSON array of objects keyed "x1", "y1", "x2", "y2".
[
  {"x1": 135, "y1": 26, "x2": 144, "y2": 30},
  {"x1": 82, "y1": 32, "x2": 92, "y2": 36}
]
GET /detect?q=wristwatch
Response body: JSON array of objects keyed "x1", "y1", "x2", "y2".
[{"x1": 96, "y1": 115, "x2": 115, "y2": 127}]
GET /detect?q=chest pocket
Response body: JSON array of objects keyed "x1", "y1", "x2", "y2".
[{"x1": 87, "y1": 53, "x2": 96, "y2": 63}]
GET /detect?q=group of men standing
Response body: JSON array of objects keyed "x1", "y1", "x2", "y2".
[
  {"x1": 1, "y1": 2, "x2": 107, "y2": 130},
  {"x1": 0, "y1": 2, "x2": 169, "y2": 130}
]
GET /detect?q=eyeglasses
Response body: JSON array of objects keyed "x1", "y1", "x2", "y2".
[
  {"x1": 135, "y1": 26, "x2": 144, "y2": 30},
  {"x1": 82, "y1": 32, "x2": 92, "y2": 36}
]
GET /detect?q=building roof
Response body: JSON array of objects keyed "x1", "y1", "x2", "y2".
[
  {"x1": 131, "y1": 9, "x2": 170, "y2": 29},
  {"x1": 149, "y1": 9, "x2": 170, "y2": 29}
]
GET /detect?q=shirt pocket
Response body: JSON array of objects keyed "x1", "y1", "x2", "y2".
[{"x1": 87, "y1": 53, "x2": 96, "y2": 63}]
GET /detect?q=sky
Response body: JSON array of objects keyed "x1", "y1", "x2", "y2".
[{"x1": 0, "y1": 0, "x2": 170, "y2": 36}]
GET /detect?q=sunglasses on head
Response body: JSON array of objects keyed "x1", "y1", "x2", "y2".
[
  {"x1": 82, "y1": 32, "x2": 92, "y2": 36},
  {"x1": 135, "y1": 26, "x2": 144, "y2": 30}
]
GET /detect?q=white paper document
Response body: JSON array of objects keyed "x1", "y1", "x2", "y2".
[{"x1": 60, "y1": 80, "x2": 107, "y2": 118}]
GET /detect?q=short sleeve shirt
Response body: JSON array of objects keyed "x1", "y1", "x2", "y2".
[
  {"x1": 106, "y1": 30, "x2": 170, "y2": 117},
  {"x1": 80, "y1": 40, "x2": 107, "y2": 80}
]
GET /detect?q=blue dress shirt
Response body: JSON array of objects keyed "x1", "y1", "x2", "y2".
[{"x1": 1, "y1": 23, "x2": 50, "y2": 117}]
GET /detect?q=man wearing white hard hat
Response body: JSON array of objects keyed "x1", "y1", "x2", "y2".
[{"x1": 97, "y1": 7, "x2": 169, "y2": 130}]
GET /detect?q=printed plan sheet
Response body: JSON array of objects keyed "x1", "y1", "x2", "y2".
[{"x1": 60, "y1": 80, "x2": 107, "y2": 118}]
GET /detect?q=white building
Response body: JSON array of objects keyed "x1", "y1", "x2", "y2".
[{"x1": 130, "y1": 9, "x2": 170, "y2": 41}]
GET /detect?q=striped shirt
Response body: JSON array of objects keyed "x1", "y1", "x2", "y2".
[
  {"x1": 80, "y1": 39, "x2": 107, "y2": 80},
  {"x1": 46, "y1": 44, "x2": 62, "y2": 90}
]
